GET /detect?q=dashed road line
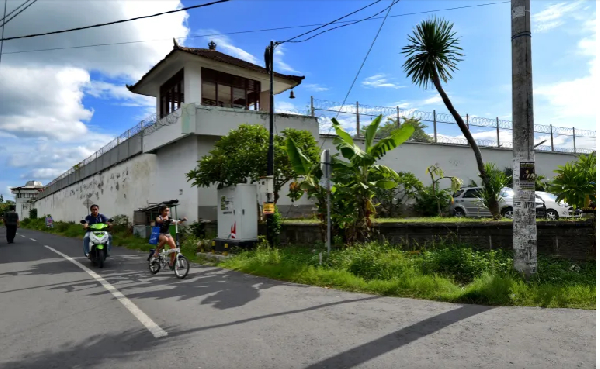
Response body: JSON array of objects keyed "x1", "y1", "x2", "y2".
[
  {"x1": 44, "y1": 244, "x2": 168, "y2": 338},
  {"x1": 30, "y1": 238, "x2": 36, "y2": 241}
]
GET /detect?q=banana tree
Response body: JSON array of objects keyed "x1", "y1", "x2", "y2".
[{"x1": 330, "y1": 115, "x2": 414, "y2": 243}]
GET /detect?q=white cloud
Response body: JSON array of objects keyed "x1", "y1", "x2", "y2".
[
  {"x1": 420, "y1": 95, "x2": 442, "y2": 105},
  {"x1": 274, "y1": 45, "x2": 300, "y2": 74},
  {"x1": 362, "y1": 74, "x2": 404, "y2": 89},
  {"x1": 0, "y1": 1, "x2": 190, "y2": 189},
  {"x1": 304, "y1": 84, "x2": 329, "y2": 92},
  {"x1": 198, "y1": 29, "x2": 261, "y2": 65},
  {"x1": 20, "y1": 168, "x2": 67, "y2": 181},
  {"x1": 532, "y1": 1, "x2": 585, "y2": 33}
]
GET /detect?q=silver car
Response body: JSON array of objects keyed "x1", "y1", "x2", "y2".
[{"x1": 450, "y1": 186, "x2": 546, "y2": 218}]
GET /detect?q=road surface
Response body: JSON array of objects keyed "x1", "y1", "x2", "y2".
[{"x1": 0, "y1": 227, "x2": 595, "y2": 369}]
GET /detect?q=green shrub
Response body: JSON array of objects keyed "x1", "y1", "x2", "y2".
[{"x1": 29, "y1": 208, "x2": 38, "y2": 219}]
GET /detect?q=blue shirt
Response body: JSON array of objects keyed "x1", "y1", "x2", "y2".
[{"x1": 85, "y1": 214, "x2": 108, "y2": 225}]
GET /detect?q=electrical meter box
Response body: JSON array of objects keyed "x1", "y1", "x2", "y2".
[{"x1": 214, "y1": 184, "x2": 258, "y2": 251}]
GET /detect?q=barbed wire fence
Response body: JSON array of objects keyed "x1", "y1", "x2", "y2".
[
  {"x1": 309, "y1": 98, "x2": 596, "y2": 154},
  {"x1": 43, "y1": 108, "x2": 182, "y2": 191}
]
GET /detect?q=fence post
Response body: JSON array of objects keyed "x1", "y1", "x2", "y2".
[
  {"x1": 496, "y1": 117, "x2": 500, "y2": 148},
  {"x1": 550, "y1": 124, "x2": 554, "y2": 151},
  {"x1": 396, "y1": 106, "x2": 400, "y2": 128},
  {"x1": 572, "y1": 127, "x2": 576, "y2": 153},
  {"x1": 466, "y1": 113, "x2": 469, "y2": 130},
  {"x1": 356, "y1": 101, "x2": 360, "y2": 137},
  {"x1": 310, "y1": 96, "x2": 315, "y2": 117},
  {"x1": 433, "y1": 110, "x2": 437, "y2": 143}
]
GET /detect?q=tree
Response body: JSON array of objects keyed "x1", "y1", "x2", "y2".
[
  {"x1": 186, "y1": 124, "x2": 320, "y2": 203},
  {"x1": 402, "y1": 17, "x2": 500, "y2": 219},
  {"x1": 360, "y1": 117, "x2": 433, "y2": 143},
  {"x1": 549, "y1": 153, "x2": 596, "y2": 209},
  {"x1": 287, "y1": 115, "x2": 415, "y2": 243},
  {"x1": 418, "y1": 163, "x2": 462, "y2": 217},
  {"x1": 373, "y1": 171, "x2": 424, "y2": 217}
]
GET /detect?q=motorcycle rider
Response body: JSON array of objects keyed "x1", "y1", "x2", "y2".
[{"x1": 83, "y1": 204, "x2": 112, "y2": 258}]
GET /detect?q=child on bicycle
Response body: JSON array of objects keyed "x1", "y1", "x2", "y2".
[{"x1": 151, "y1": 205, "x2": 187, "y2": 269}]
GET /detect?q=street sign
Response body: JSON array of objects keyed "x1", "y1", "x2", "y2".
[{"x1": 263, "y1": 202, "x2": 274, "y2": 215}]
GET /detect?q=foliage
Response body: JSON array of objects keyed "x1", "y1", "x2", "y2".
[
  {"x1": 549, "y1": 153, "x2": 596, "y2": 209},
  {"x1": 266, "y1": 205, "x2": 282, "y2": 245},
  {"x1": 29, "y1": 208, "x2": 38, "y2": 219},
  {"x1": 373, "y1": 172, "x2": 424, "y2": 217},
  {"x1": 478, "y1": 163, "x2": 509, "y2": 219},
  {"x1": 186, "y1": 124, "x2": 320, "y2": 203},
  {"x1": 111, "y1": 214, "x2": 129, "y2": 227},
  {"x1": 221, "y1": 242, "x2": 595, "y2": 309},
  {"x1": 359, "y1": 117, "x2": 433, "y2": 143},
  {"x1": 416, "y1": 164, "x2": 461, "y2": 217}
]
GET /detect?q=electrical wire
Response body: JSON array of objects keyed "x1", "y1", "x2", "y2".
[
  {"x1": 0, "y1": 0, "x2": 7, "y2": 66},
  {"x1": 2, "y1": 1, "x2": 510, "y2": 56},
  {"x1": 278, "y1": 0, "x2": 384, "y2": 45},
  {"x1": 0, "y1": 0, "x2": 230, "y2": 42},
  {"x1": 1, "y1": 0, "x2": 37, "y2": 27},
  {"x1": 0, "y1": 0, "x2": 30, "y2": 23}
]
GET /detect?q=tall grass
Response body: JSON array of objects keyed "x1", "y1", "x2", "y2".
[{"x1": 220, "y1": 242, "x2": 595, "y2": 310}]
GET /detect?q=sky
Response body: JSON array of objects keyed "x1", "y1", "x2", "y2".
[{"x1": 0, "y1": 0, "x2": 597, "y2": 200}]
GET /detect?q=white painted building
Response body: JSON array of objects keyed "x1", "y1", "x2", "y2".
[
  {"x1": 10, "y1": 181, "x2": 44, "y2": 219},
  {"x1": 33, "y1": 40, "x2": 319, "y2": 223}
]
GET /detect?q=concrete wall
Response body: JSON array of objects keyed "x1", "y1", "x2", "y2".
[
  {"x1": 154, "y1": 135, "x2": 199, "y2": 222},
  {"x1": 34, "y1": 154, "x2": 158, "y2": 222},
  {"x1": 319, "y1": 137, "x2": 579, "y2": 188}
]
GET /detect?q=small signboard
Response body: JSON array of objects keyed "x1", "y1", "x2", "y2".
[
  {"x1": 263, "y1": 202, "x2": 275, "y2": 215},
  {"x1": 519, "y1": 162, "x2": 535, "y2": 190},
  {"x1": 45, "y1": 216, "x2": 53, "y2": 228}
]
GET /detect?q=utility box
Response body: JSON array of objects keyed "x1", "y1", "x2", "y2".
[{"x1": 213, "y1": 184, "x2": 258, "y2": 251}]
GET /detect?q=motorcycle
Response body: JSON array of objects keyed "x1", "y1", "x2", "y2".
[{"x1": 80, "y1": 219, "x2": 113, "y2": 268}]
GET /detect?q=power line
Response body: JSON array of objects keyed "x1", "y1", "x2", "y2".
[
  {"x1": 335, "y1": 0, "x2": 398, "y2": 120},
  {"x1": 1, "y1": 0, "x2": 37, "y2": 28},
  {"x1": 0, "y1": 0, "x2": 7, "y2": 66},
  {"x1": 2, "y1": 1, "x2": 510, "y2": 56},
  {"x1": 0, "y1": 0, "x2": 30, "y2": 23},
  {"x1": 0, "y1": 0, "x2": 230, "y2": 42},
  {"x1": 278, "y1": 0, "x2": 384, "y2": 45}
]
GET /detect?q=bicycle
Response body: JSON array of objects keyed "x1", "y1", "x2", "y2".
[{"x1": 147, "y1": 219, "x2": 190, "y2": 279}]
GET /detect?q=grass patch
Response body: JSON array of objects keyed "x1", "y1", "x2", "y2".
[
  {"x1": 21, "y1": 218, "x2": 595, "y2": 309},
  {"x1": 282, "y1": 217, "x2": 587, "y2": 224},
  {"x1": 219, "y1": 242, "x2": 595, "y2": 310}
]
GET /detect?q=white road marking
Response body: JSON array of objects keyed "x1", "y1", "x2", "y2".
[
  {"x1": 44, "y1": 244, "x2": 168, "y2": 338},
  {"x1": 30, "y1": 238, "x2": 36, "y2": 241},
  {"x1": 20, "y1": 235, "x2": 25, "y2": 237}
]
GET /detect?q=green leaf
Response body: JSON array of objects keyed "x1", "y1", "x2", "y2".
[
  {"x1": 375, "y1": 180, "x2": 398, "y2": 189},
  {"x1": 332, "y1": 118, "x2": 355, "y2": 147},
  {"x1": 369, "y1": 124, "x2": 415, "y2": 160},
  {"x1": 364, "y1": 115, "x2": 383, "y2": 151},
  {"x1": 286, "y1": 137, "x2": 312, "y2": 175}
]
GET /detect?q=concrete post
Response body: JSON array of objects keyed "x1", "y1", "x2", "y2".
[
  {"x1": 433, "y1": 110, "x2": 437, "y2": 143},
  {"x1": 396, "y1": 106, "x2": 400, "y2": 128},
  {"x1": 511, "y1": 0, "x2": 537, "y2": 277},
  {"x1": 310, "y1": 96, "x2": 315, "y2": 117},
  {"x1": 496, "y1": 117, "x2": 501, "y2": 147},
  {"x1": 572, "y1": 127, "x2": 576, "y2": 153},
  {"x1": 466, "y1": 113, "x2": 469, "y2": 130},
  {"x1": 356, "y1": 101, "x2": 360, "y2": 137},
  {"x1": 550, "y1": 124, "x2": 554, "y2": 151}
]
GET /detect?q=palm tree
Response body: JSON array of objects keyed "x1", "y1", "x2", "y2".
[{"x1": 401, "y1": 17, "x2": 500, "y2": 219}]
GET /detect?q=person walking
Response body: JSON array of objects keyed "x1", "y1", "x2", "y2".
[{"x1": 3, "y1": 205, "x2": 19, "y2": 244}]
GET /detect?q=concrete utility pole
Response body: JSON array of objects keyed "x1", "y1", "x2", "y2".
[{"x1": 511, "y1": 0, "x2": 537, "y2": 277}]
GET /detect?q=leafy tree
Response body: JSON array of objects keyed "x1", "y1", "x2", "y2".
[
  {"x1": 402, "y1": 17, "x2": 499, "y2": 218},
  {"x1": 416, "y1": 164, "x2": 461, "y2": 217},
  {"x1": 0, "y1": 194, "x2": 3, "y2": 203},
  {"x1": 360, "y1": 117, "x2": 433, "y2": 143},
  {"x1": 287, "y1": 115, "x2": 414, "y2": 243},
  {"x1": 549, "y1": 153, "x2": 596, "y2": 209},
  {"x1": 373, "y1": 171, "x2": 424, "y2": 217},
  {"x1": 186, "y1": 124, "x2": 320, "y2": 203}
]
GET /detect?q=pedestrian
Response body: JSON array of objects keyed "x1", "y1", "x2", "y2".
[{"x1": 3, "y1": 205, "x2": 19, "y2": 244}]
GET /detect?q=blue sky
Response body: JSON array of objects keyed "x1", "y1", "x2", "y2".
[{"x1": 0, "y1": 0, "x2": 596, "y2": 200}]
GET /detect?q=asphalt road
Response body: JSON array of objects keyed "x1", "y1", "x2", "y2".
[{"x1": 0, "y1": 227, "x2": 595, "y2": 369}]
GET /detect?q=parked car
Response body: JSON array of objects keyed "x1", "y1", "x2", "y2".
[
  {"x1": 535, "y1": 191, "x2": 579, "y2": 220},
  {"x1": 450, "y1": 186, "x2": 546, "y2": 218}
]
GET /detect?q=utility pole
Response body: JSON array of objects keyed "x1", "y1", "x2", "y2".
[
  {"x1": 266, "y1": 40, "x2": 275, "y2": 246},
  {"x1": 511, "y1": 0, "x2": 537, "y2": 278},
  {"x1": 0, "y1": 0, "x2": 8, "y2": 66}
]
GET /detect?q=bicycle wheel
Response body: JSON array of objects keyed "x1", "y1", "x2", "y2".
[
  {"x1": 174, "y1": 255, "x2": 189, "y2": 279},
  {"x1": 149, "y1": 257, "x2": 161, "y2": 274}
]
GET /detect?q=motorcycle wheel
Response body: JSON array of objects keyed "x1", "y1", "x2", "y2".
[{"x1": 97, "y1": 249, "x2": 105, "y2": 268}]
